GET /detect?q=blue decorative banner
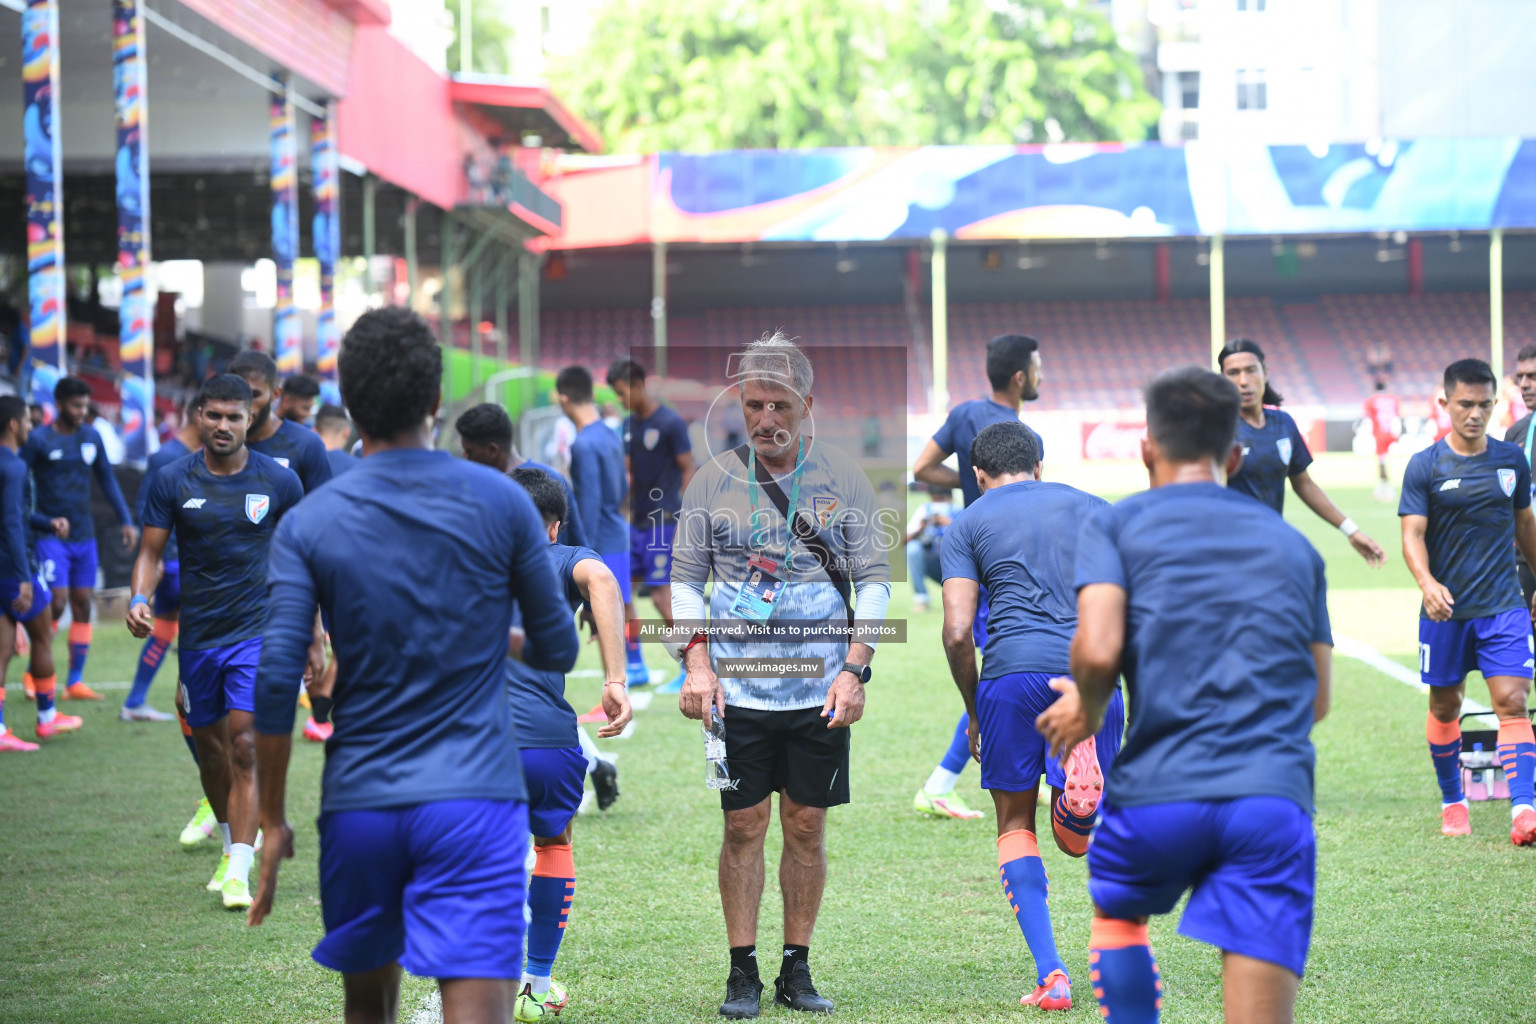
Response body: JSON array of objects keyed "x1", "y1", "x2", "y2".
[
  {"x1": 23, "y1": 0, "x2": 64, "y2": 374},
  {"x1": 114, "y1": 0, "x2": 152, "y2": 459},
  {"x1": 311, "y1": 103, "x2": 340, "y2": 404},
  {"x1": 270, "y1": 82, "x2": 301, "y2": 375}
]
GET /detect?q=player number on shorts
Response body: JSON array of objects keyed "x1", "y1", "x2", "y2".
[{"x1": 1419, "y1": 642, "x2": 1432, "y2": 674}]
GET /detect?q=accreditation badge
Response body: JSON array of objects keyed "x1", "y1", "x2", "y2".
[{"x1": 731, "y1": 555, "x2": 786, "y2": 624}]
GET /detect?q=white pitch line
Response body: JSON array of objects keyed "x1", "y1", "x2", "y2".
[
  {"x1": 405, "y1": 990, "x2": 442, "y2": 1024},
  {"x1": 1332, "y1": 632, "x2": 1495, "y2": 718}
]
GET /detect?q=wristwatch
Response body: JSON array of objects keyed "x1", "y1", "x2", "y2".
[{"x1": 840, "y1": 661, "x2": 872, "y2": 684}]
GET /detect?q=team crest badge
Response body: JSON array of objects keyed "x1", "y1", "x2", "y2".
[
  {"x1": 245, "y1": 493, "x2": 271, "y2": 524},
  {"x1": 643, "y1": 428, "x2": 660, "y2": 450},
  {"x1": 80, "y1": 442, "x2": 97, "y2": 465},
  {"x1": 1276, "y1": 438, "x2": 1292, "y2": 466},
  {"x1": 812, "y1": 496, "x2": 839, "y2": 529},
  {"x1": 1499, "y1": 468, "x2": 1518, "y2": 497},
  {"x1": 273, "y1": 457, "x2": 291, "y2": 469}
]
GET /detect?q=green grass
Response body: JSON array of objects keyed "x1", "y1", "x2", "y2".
[{"x1": 2, "y1": 475, "x2": 1532, "y2": 1023}]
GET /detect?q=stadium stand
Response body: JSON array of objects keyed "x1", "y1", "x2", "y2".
[{"x1": 524, "y1": 292, "x2": 1535, "y2": 415}]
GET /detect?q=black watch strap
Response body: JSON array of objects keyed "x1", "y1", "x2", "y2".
[{"x1": 840, "y1": 661, "x2": 871, "y2": 684}]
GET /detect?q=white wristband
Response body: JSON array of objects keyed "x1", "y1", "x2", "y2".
[{"x1": 1339, "y1": 517, "x2": 1360, "y2": 538}]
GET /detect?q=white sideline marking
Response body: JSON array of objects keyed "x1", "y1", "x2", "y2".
[
  {"x1": 628, "y1": 690, "x2": 654, "y2": 712},
  {"x1": 406, "y1": 990, "x2": 442, "y2": 1024},
  {"x1": 1333, "y1": 632, "x2": 1495, "y2": 718}
]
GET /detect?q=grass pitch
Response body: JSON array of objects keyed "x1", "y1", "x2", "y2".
[{"x1": 1, "y1": 467, "x2": 1532, "y2": 1023}]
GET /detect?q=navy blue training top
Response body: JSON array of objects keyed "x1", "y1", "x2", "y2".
[
  {"x1": 508, "y1": 542, "x2": 597, "y2": 750},
  {"x1": 324, "y1": 448, "x2": 359, "y2": 481},
  {"x1": 1228, "y1": 408, "x2": 1313, "y2": 512},
  {"x1": 522, "y1": 459, "x2": 586, "y2": 549},
  {"x1": 931, "y1": 399, "x2": 1045, "y2": 508},
  {"x1": 623, "y1": 404, "x2": 691, "y2": 521},
  {"x1": 1075, "y1": 482, "x2": 1331, "y2": 811},
  {"x1": 569, "y1": 421, "x2": 628, "y2": 554},
  {"x1": 941, "y1": 480, "x2": 1107, "y2": 678},
  {"x1": 143, "y1": 449, "x2": 305, "y2": 650},
  {"x1": 254, "y1": 448, "x2": 580, "y2": 814},
  {"x1": 23, "y1": 424, "x2": 134, "y2": 539},
  {"x1": 1399, "y1": 437, "x2": 1531, "y2": 620},
  {"x1": 248, "y1": 417, "x2": 332, "y2": 493},
  {"x1": 137, "y1": 438, "x2": 191, "y2": 562},
  {"x1": 0, "y1": 447, "x2": 35, "y2": 583}
]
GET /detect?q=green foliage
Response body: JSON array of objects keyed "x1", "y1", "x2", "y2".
[
  {"x1": 447, "y1": 0, "x2": 516, "y2": 76},
  {"x1": 551, "y1": 0, "x2": 1160, "y2": 152}
]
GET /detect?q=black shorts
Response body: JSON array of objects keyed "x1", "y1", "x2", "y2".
[{"x1": 720, "y1": 705, "x2": 851, "y2": 811}]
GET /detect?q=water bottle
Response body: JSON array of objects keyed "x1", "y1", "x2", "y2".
[
  {"x1": 704, "y1": 707, "x2": 734, "y2": 790},
  {"x1": 1468, "y1": 742, "x2": 1488, "y2": 801}
]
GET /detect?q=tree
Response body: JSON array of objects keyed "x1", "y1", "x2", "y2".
[
  {"x1": 447, "y1": 0, "x2": 516, "y2": 76},
  {"x1": 549, "y1": 0, "x2": 1159, "y2": 152}
]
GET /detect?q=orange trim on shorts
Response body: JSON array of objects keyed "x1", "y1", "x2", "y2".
[
  {"x1": 68, "y1": 622, "x2": 91, "y2": 645},
  {"x1": 533, "y1": 842, "x2": 574, "y2": 878},
  {"x1": 1090, "y1": 918, "x2": 1150, "y2": 950},
  {"x1": 33, "y1": 674, "x2": 56, "y2": 698},
  {"x1": 151, "y1": 618, "x2": 179, "y2": 642},
  {"x1": 1425, "y1": 713, "x2": 1461, "y2": 746},
  {"x1": 1498, "y1": 718, "x2": 1535, "y2": 745},
  {"x1": 996, "y1": 828, "x2": 1040, "y2": 866}
]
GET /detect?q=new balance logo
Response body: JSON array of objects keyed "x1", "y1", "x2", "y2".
[
  {"x1": 182, "y1": 498, "x2": 206, "y2": 509},
  {"x1": 1439, "y1": 479, "x2": 1461, "y2": 491}
]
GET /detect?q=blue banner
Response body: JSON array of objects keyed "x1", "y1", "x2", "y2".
[
  {"x1": 22, "y1": 0, "x2": 64, "y2": 373},
  {"x1": 114, "y1": 0, "x2": 153, "y2": 460},
  {"x1": 312, "y1": 103, "x2": 340, "y2": 405},
  {"x1": 270, "y1": 83, "x2": 301, "y2": 376}
]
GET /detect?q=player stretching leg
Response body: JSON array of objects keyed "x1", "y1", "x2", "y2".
[
  {"x1": 609, "y1": 358, "x2": 696, "y2": 692},
  {"x1": 507, "y1": 468, "x2": 634, "y2": 1022},
  {"x1": 23, "y1": 376, "x2": 138, "y2": 701},
  {"x1": 1219, "y1": 340, "x2": 1386, "y2": 567},
  {"x1": 248, "y1": 308, "x2": 579, "y2": 1024},
  {"x1": 0, "y1": 396, "x2": 69, "y2": 749},
  {"x1": 1400, "y1": 359, "x2": 1536, "y2": 844},
  {"x1": 1039, "y1": 366, "x2": 1333, "y2": 1024},
  {"x1": 129, "y1": 374, "x2": 306, "y2": 909},
  {"x1": 913, "y1": 335, "x2": 1046, "y2": 820},
  {"x1": 939, "y1": 422, "x2": 1124, "y2": 1011},
  {"x1": 123, "y1": 397, "x2": 202, "y2": 725}
]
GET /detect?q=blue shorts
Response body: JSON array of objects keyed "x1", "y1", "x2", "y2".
[
  {"x1": 35, "y1": 536, "x2": 97, "y2": 590},
  {"x1": 0, "y1": 572, "x2": 51, "y2": 623},
  {"x1": 154, "y1": 560, "x2": 181, "y2": 617},
  {"x1": 520, "y1": 746, "x2": 587, "y2": 838},
  {"x1": 600, "y1": 550, "x2": 632, "y2": 604},
  {"x1": 1418, "y1": 608, "x2": 1534, "y2": 686},
  {"x1": 1089, "y1": 796, "x2": 1316, "y2": 977},
  {"x1": 972, "y1": 586, "x2": 990, "y2": 649},
  {"x1": 314, "y1": 799, "x2": 529, "y2": 979},
  {"x1": 178, "y1": 636, "x2": 261, "y2": 729},
  {"x1": 629, "y1": 521, "x2": 676, "y2": 587},
  {"x1": 974, "y1": 671, "x2": 1124, "y2": 792}
]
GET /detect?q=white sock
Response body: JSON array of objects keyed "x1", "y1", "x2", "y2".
[
  {"x1": 38, "y1": 707, "x2": 56, "y2": 725},
  {"x1": 219, "y1": 823, "x2": 232, "y2": 854},
  {"x1": 530, "y1": 974, "x2": 552, "y2": 996},
  {"x1": 1444, "y1": 798, "x2": 1469, "y2": 808},
  {"x1": 227, "y1": 843, "x2": 255, "y2": 886},
  {"x1": 924, "y1": 766, "x2": 961, "y2": 796},
  {"x1": 577, "y1": 727, "x2": 600, "y2": 774},
  {"x1": 1513, "y1": 803, "x2": 1535, "y2": 820}
]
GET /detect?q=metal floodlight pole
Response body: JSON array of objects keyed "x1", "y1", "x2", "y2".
[
  {"x1": 404, "y1": 194, "x2": 419, "y2": 308},
  {"x1": 652, "y1": 240, "x2": 668, "y2": 377},
  {"x1": 1210, "y1": 233, "x2": 1226, "y2": 369},
  {"x1": 361, "y1": 173, "x2": 376, "y2": 296},
  {"x1": 930, "y1": 230, "x2": 949, "y2": 413},
  {"x1": 1491, "y1": 228, "x2": 1505, "y2": 386}
]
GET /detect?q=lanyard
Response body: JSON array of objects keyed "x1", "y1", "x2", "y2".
[
  {"x1": 747, "y1": 438, "x2": 806, "y2": 579},
  {"x1": 1524, "y1": 413, "x2": 1535, "y2": 469}
]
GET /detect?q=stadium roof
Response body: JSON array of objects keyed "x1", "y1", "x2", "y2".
[{"x1": 450, "y1": 75, "x2": 603, "y2": 155}]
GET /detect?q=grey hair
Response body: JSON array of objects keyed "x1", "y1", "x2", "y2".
[{"x1": 737, "y1": 331, "x2": 813, "y2": 398}]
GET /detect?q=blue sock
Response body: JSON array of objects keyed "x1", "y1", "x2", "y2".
[
  {"x1": 525, "y1": 845, "x2": 575, "y2": 977},
  {"x1": 183, "y1": 732, "x2": 199, "y2": 763},
  {"x1": 127, "y1": 628, "x2": 174, "y2": 708},
  {"x1": 1052, "y1": 792, "x2": 1096, "y2": 857},
  {"x1": 35, "y1": 675, "x2": 56, "y2": 715},
  {"x1": 1427, "y1": 714, "x2": 1465, "y2": 804},
  {"x1": 939, "y1": 714, "x2": 970, "y2": 775},
  {"x1": 1090, "y1": 919, "x2": 1160, "y2": 1023},
  {"x1": 66, "y1": 623, "x2": 90, "y2": 689},
  {"x1": 625, "y1": 638, "x2": 645, "y2": 670},
  {"x1": 0, "y1": 689, "x2": 7, "y2": 731},
  {"x1": 998, "y1": 830, "x2": 1065, "y2": 985}
]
